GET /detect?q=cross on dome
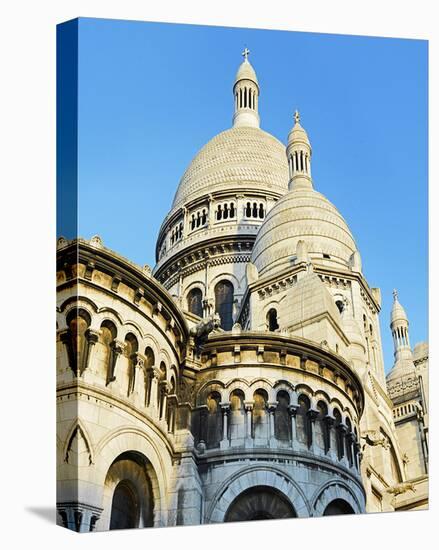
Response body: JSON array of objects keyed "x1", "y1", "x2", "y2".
[
  {"x1": 294, "y1": 109, "x2": 300, "y2": 124},
  {"x1": 393, "y1": 289, "x2": 398, "y2": 301},
  {"x1": 242, "y1": 47, "x2": 250, "y2": 61}
]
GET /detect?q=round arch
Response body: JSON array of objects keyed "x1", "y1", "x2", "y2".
[
  {"x1": 312, "y1": 481, "x2": 364, "y2": 516},
  {"x1": 225, "y1": 486, "x2": 296, "y2": 522},
  {"x1": 95, "y1": 428, "x2": 170, "y2": 529},
  {"x1": 207, "y1": 466, "x2": 310, "y2": 523}
]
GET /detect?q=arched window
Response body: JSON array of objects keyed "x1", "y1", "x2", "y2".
[
  {"x1": 215, "y1": 280, "x2": 234, "y2": 330},
  {"x1": 267, "y1": 308, "x2": 279, "y2": 332},
  {"x1": 230, "y1": 203, "x2": 235, "y2": 218},
  {"x1": 223, "y1": 203, "x2": 229, "y2": 219},
  {"x1": 335, "y1": 299, "x2": 344, "y2": 314},
  {"x1": 252, "y1": 202, "x2": 258, "y2": 217},
  {"x1": 296, "y1": 395, "x2": 311, "y2": 448},
  {"x1": 206, "y1": 391, "x2": 223, "y2": 449},
  {"x1": 217, "y1": 205, "x2": 223, "y2": 220},
  {"x1": 259, "y1": 203, "x2": 264, "y2": 218},
  {"x1": 100, "y1": 320, "x2": 117, "y2": 383},
  {"x1": 66, "y1": 308, "x2": 92, "y2": 375},
  {"x1": 245, "y1": 202, "x2": 251, "y2": 217},
  {"x1": 187, "y1": 288, "x2": 203, "y2": 317},
  {"x1": 316, "y1": 401, "x2": 329, "y2": 453},
  {"x1": 253, "y1": 389, "x2": 269, "y2": 442},
  {"x1": 201, "y1": 210, "x2": 207, "y2": 225},
  {"x1": 229, "y1": 389, "x2": 245, "y2": 441},
  {"x1": 274, "y1": 390, "x2": 291, "y2": 441}
]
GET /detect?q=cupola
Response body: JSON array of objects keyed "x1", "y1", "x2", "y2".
[
  {"x1": 233, "y1": 48, "x2": 260, "y2": 129},
  {"x1": 286, "y1": 110, "x2": 312, "y2": 190}
]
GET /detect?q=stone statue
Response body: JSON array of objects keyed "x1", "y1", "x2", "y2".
[
  {"x1": 190, "y1": 313, "x2": 221, "y2": 342},
  {"x1": 361, "y1": 430, "x2": 390, "y2": 451}
]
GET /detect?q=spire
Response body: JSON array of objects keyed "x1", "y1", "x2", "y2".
[
  {"x1": 286, "y1": 109, "x2": 312, "y2": 191},
  {"x1": 390, "y1": 289, "x2": 413, "y2": 364},
  {"x1": 232, "y1": 48, "x2": 260, "y2": 128}
]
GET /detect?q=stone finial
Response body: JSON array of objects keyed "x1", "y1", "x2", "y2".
[
  {"x1": 90, "y1": 235, "x2": 103, "y2": 248},
  {"x1": 393, "y1": 289, "x2": 398, "y2": 301},
  {"x1": 57, "y1": 236, "x2": 69, "y2": 250}
]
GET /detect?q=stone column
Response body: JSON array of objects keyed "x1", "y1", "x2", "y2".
[
  {"x1": 288, "y1": 404, "x2": 299, "y2": 450},
  {"x1": 57, "y1": 502, "x2": 103, "y2": 532},
  {"x1": 347, "y1": 432, "x2": 356, "y2": 469},
  {"x1": 244, "y1": 401, "x2": 254, "y2": 448},
  {"x1": 149, "y1": 367, "x2": 162, "y2": 416},
  {"x1": 268, "y1": 402, "x2": 277, "y2": 447},
  {"x1": 338, "y1": 423, "x2": 348, "y2": 466},
  {"x1": 324, "y1": 414, "x2": 336, "y2": 459},
  {"x1": 182, "y1": 206, "x2": 188, "y2": 238},
  {"x1": 220, "y1": 402, "x2": 230, "y2": 450},
  {"x1": 160, "y1": 381, "x2": 171, "y2": 421},
  {"x1": 208, "y1": 194, "x2": 215, "y2": 227},
  {"x1": 307, "y1": 409, "x2": 319, "y2": 453},
  {"x1": 81, "y1": 328, "x2": 99, "y2": 375},
  {"x1": 107, "y1": 339, "x2": 124, "y2": 384}
]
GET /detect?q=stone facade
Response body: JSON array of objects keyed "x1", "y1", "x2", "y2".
[{"x1": 56, "y1": 51, "x2": 428, "y2": 532}]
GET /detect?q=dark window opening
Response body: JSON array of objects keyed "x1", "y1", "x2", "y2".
[
  {"x1": 267, "y1": 308, "x2": 279, "y2": 331},
  {"x1": 187, "y1": 288, "x2": 203, "y2": 317},
  {"x1": 215, "y1": 280, "x2": 234, "y2": 331}
]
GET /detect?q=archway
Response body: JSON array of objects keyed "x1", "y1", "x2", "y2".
[
  {"x1": 323, "y1": 499, "x2": 355, "y2": 516},
  {"x1": 225, "y1": 486, "x2": 296, "y2": 523},
  {"x1": 105, "y1": 451, "x2": 154, "y2": 530},
  {"x1": 110, "y1": 480, "x2": 139, "y2": 529}
]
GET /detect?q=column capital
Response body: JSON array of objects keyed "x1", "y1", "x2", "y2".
[
  {"x1": 220, "y1": 402, "x2": 230, "y2": 412},
  {"x1": 244, "y1": 400, "x2": 255, "y2": 411},
  {"x1": 151, "y1": 366, "x2": 162, "y2": 379},
  {"x1": 307, "y1": 408, "x2": 319, "y2": 421},
  {"x1": 288, "y1": 404, "x2": 300, "y2": 416},
  {"x1": 85, "y1": 328, "x2": 100, "y2": 345},
  {"x1": 110, "y1": 339, "x2": 125, "y2": 354},
  {"x1": 267, "y1": 402, "x2": 278, "y2": 412},
  {"x1": 324, "y1": 414, "x2": 335, "y2": 428}
]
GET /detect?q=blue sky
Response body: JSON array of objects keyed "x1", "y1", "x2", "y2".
[{"x1": 62, "y1": 17, "x2": 428, "y2": 372}]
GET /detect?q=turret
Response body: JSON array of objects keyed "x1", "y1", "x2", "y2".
[
  {"x1": 232, "y1": 48, "x2": 260, "y2": 129},
  {"x1": 390, "y1": 289, "x2": 413, "y2": 366},
  {"x1": 286, "y1": 110, "x2": 312, "y2": 191}
]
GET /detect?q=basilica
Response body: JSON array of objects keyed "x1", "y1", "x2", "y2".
[{"x1": 56, "y1": 50, "x2": 429, "y2": 532}]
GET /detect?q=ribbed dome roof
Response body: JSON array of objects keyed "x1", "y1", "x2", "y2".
[
  {"x1": 391, "y1": 292, "x2": 409, "y2": 325},
  {"x1": 171, "y1": 126, "x2": 289, "y2": 208},
  {"x1": 251, "y1": 188, "x2": 357, "y2": 277},
  {"x1": 234, "y1": 59, "x2": 258, "y2": 86}
]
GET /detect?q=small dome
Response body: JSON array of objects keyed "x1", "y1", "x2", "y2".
[
  {"x1": 391, "y1": 291, "x2": 409, "y2": 325},
  {"x1": 234, "y1": 59, "x2": 258, "y2": 87},
  {"x1": 251, "y1": 187, "x2": 357, "y2": 277},
  {"x1": 171, "y1": 126, "x2": 289, "y2": 208},
  {"x1": 288, "y1": 112, "x2": 311, "y2": 147}
]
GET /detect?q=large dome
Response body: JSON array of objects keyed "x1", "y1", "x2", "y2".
[
  {"x1": 251, "y1": 188, "x2": 357, "y2": 277},
  {"x1": 171, "y1": 126, "x2": 289, "y2": 208}
]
